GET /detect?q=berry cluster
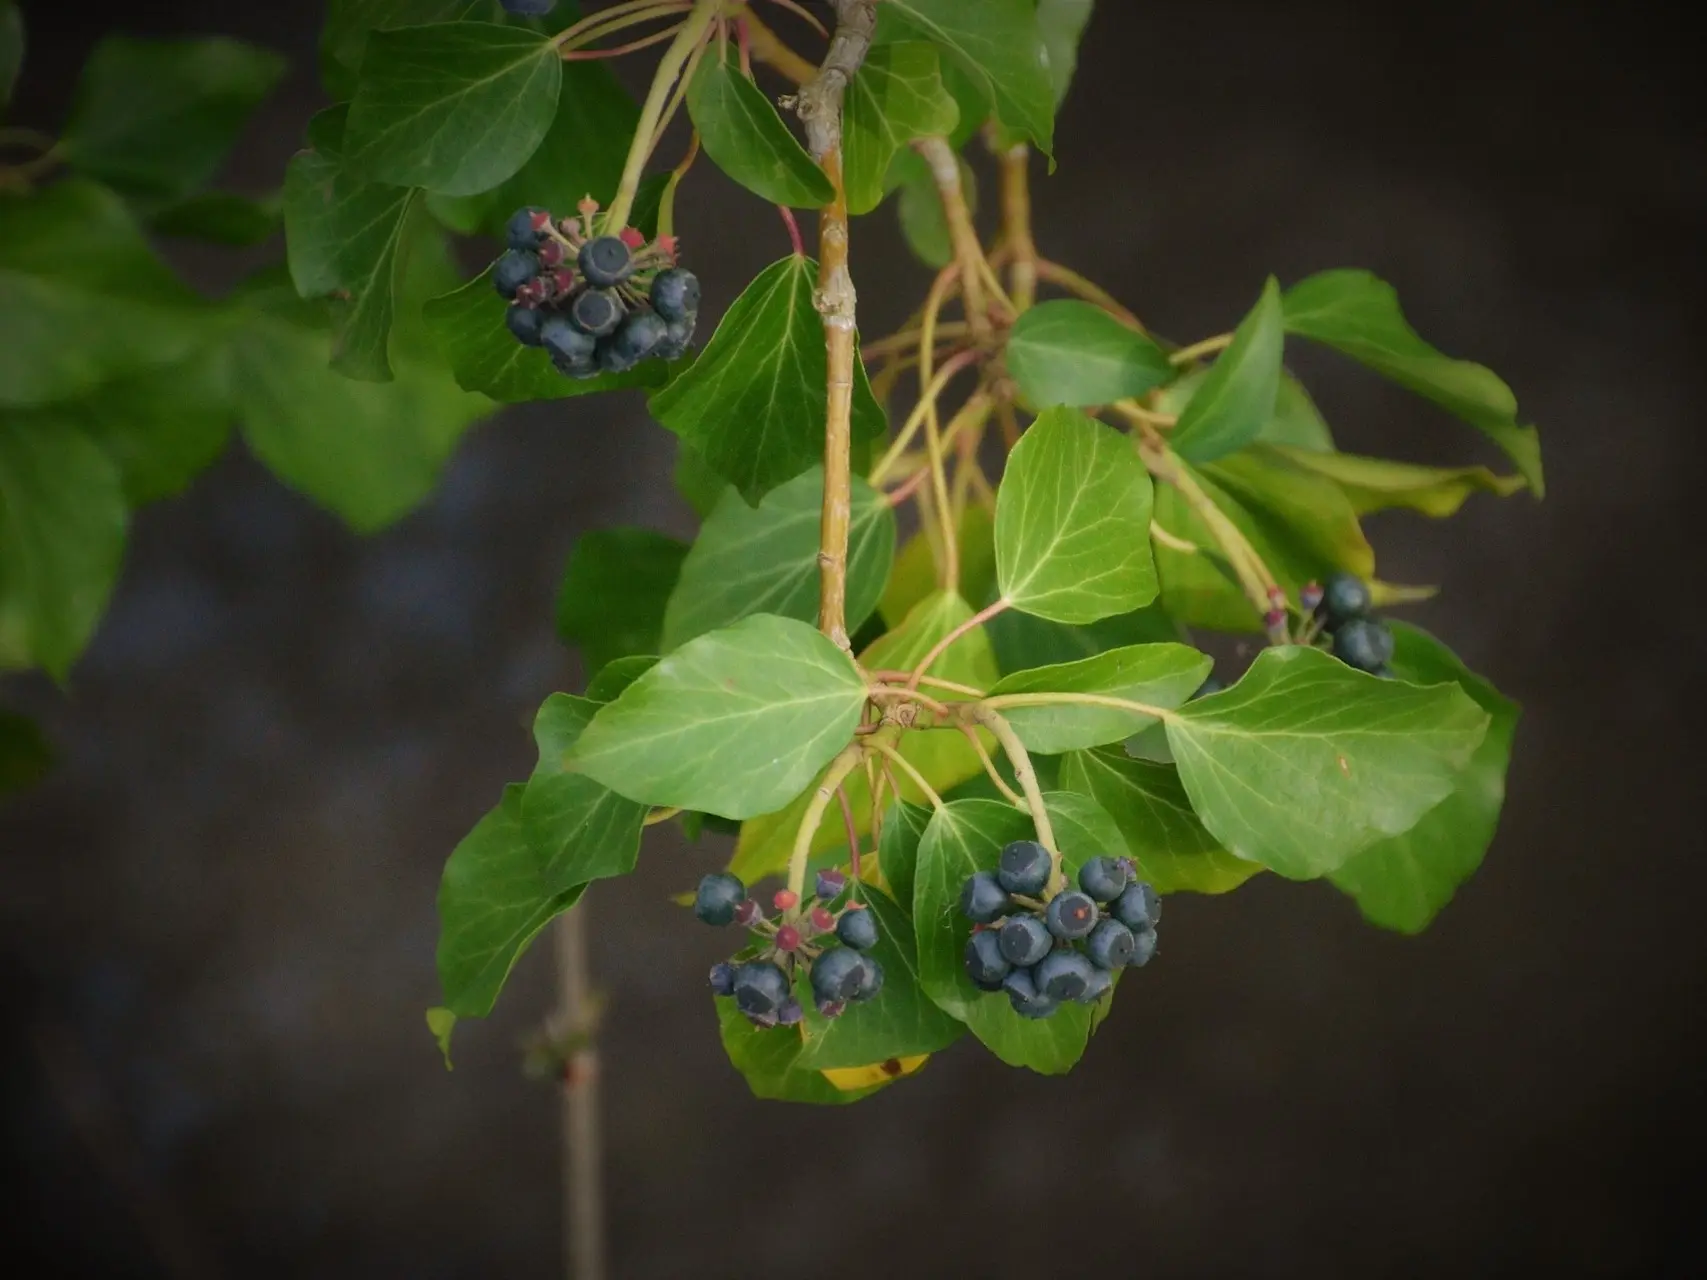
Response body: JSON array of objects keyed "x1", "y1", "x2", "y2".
[
  {"x1": 697, "y1": 869, "x2": 884, "y2": 1028},
  {"x1": 1303, "y1": 572, "x2": 1395, "y2": 675},
  {"x1": 960, "y1": 841, "x2": 1159, "y2": 1020},
  {"x1": 493, "y1": 198, "x2": 699, "y2": 380}
]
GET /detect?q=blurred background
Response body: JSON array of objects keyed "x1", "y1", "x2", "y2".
[{"x1": 3, "y1": 0, "x2": 1703, "y2": 1275}]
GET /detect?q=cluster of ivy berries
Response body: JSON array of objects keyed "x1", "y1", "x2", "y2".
[
  {"x1": 1300, "y1": 572, "x2": 1396, "y2": 675},
  {"x1": 696, "y1": 869, "x2": 884, "y2": 1028},
  {"x1": 492, "y1": 198, "x2": 700, "y2": 380},
  {"x1": 960, "y1": 842, "x2": 1159, "y2": 1020}
]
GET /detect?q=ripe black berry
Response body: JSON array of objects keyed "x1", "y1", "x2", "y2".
[
  {"x1": 569, "y1": 288, "x2": 622, "y2": 337},
  {"x1": 650, "y1": 267, "x2": 701, "y2": 322},
  {"x1": 1044, "y1": 890, "x2": 1099, "y2": 941},
  {"x1": 541, "y1": 315, "x2": 597, "y2": 367},
  {"x1": 815, "y1": 868, "x2": 846, "y2": 901},
  {"x1": 811, "y1": 946, "x2": 866, "y2": 1005},
  {"x1": 836, "y1": 905, "x2": 879, "y2": 950},
  {"x1": 1078, "y1": 855, "x2": 1129, "y2": 903},
  {"x1": 996, "y1": 914, "x2": 1053, "y2": 966},
  {"x1": 733, "y1": 961, "x2": 790, "y2": 1017},
  {"x1": 776, "y1": 998, "x2": 803, "y2": 1026},
  {"x1": 578, "y1": 235, "x2": 634, "y2": 288},
  {"x1": 1333, "y1": 617, "x2": 1395, "y2": 674},
  {"x1": 599, "y1": 309, "x2": 669, "y2": 372},
  {"x1": 852, "y1": 954, "x2": 884, "y2": 1002},
  {"x1": 1318, "y1": 571, "x2": 1373, "y2": 630},
  {"x1": 1035, "y1": 950, "x2": 1095, "y2": 1001},
  {"x1": 506, "y1": 205, "x2": 551, "y2": 250},
  {"x1": 506, "y1": 303, "x2": 545, "y2": 347},
  {"x1": 1129, "y1": 926, "x2": 1158, "y2": 967},
  {"x1": 492, "y1": 249, "x2": 540, "y2": 299},
  {"x1": 653, "y1": 313, "x2": 697, "y2": 361},
  {"x1": 1112, "y1": 881, "x2": 1160, "y2": 932},
  {"x1": 708, "y1": 961, "x2": 736, "y2": 996},
  {"x1": 965, "y1": 930, "x2": 1011, "y2": 991},
  {"x1": 1085, "y1": 918, "x2": 1136, "y2": 970},
  {"x1": 693, "y1": 872, "x2": 746, "y2": 926},
  {"x1": 959, "y1": 870, "x2": 1012, "y2": 924},
  {"x1": 1001, "y1": 967, "x2": 1059, "y2": 1019},
  {"x1": 998, "y1": 839, "x2": 1051, "y2": 895},
  {"x1": 1080, "y1": 965, "x2": 1112, "y2": 1004}
]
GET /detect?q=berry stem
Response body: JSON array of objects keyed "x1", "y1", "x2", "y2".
[
  {"x1": 786, "y1": 744, "x2": 866, "y2": 903},
  {"x1": 835, "y1": 783, "x2": 863, "y2": 882},
  {"x1": 971, "y1": 706, "x2": 1062, "y2": 893}
]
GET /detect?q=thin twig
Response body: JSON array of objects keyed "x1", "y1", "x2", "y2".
[
  {"x1": 554, "y1": 910, "x2": 605, "y2": 1280},
  {"x1": 870, "y1": 740, "x2": 945, "y2": 810},
  {"x1": 958, "y1": 723, "x2": 1028, "y2": 809}
]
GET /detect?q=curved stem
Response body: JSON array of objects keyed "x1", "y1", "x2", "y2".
[
  {"x1": 861, "y1": 322, "x2": 970, "y2": 361},
  {"x1": 867, "y1": 348, "x2": 979, "y2": 485},
  {"x1": 787, "y1": 744, "x2": 867, "y2": 900},
  {"x1": 864, "y1": 670, "x2": 989, "y2": 698},
  {"x1": 1035, "y1": 259, "x2": 1146, "y2": 332},
  {"x1": 906, "y1": 596, "x2": 1010, "y2": 691},
  {"x1": 958, "y1": 724, "x2": 1027, "y2": 810},
  {"x1": 916, "y1": 136, "x2": 991, "y2": 337},
  {"x1": 981, "y1": 690, "x2": 1175, "y2": 721},
  {"x1": 869, "y1": 740, "x2": 944, "y2": 810},
  {"x1": 996, "y1": 139, "x2": 1038, "y2": 311},
  {"x1": 970, "y1": 706, "x2": 1061, "y2": 892},
  {"x1": 741, "y1": 7, "x2": 818, "y2": 83},
  {"x1": 836, "y1": 783, "x2": 863, "y2": 881},
  {"x1": 1168, "y1": 333, "x2": 1235, "y2": 366},
  {"x1": 917, "y1": 265, "x2": 963, "y2": 590}
]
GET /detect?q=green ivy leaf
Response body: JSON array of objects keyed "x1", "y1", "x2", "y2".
[
  {"x1": 1035, "y1": 0, "x2": 1094, "y2": 106},
  {"x1": 687, "y1": 48, "x2": 834, "y2": 208},
  {"x1": 987, "y1": 605, "x2": 1180, "y2": 676},
  {"x1": 150, "y1": 191, "x2": 283, "y2": 246},
  {"x1": 584, "y1": 655, "x2": 657, "y2": 704},
  {"x1": 843, "y1": 43, "x2": 959, "y2": 215},
  {"x1": 0, "y1": 181, "x2": 211, "y2": 410},
  {"x1": 649, "y1": 255, "x2": 886, "y2": 504},
  {"x1": 1164, "y1": 645, "x2": 1489, "y2": 880},
  {"x1": 1, "y1": 707, "x2": 51, "y2": 798},
  {"x1": 876, "y1": 799, "x2": 932, "y2": 910},
  {"x1": 60, "y1": 36, "x2": 287, "y2": 207},
  {"x1": 988, "y1": 643, "x2": 1211, "y2": 754},
  {"x1": 0, "y1": 416, "x2": 127, "y2": 680},
  {"x1": 994, "y1": 406, "x2": 1157, "y2": 623},
  {"x1": 1329, "y1": 624, "x2": 1518, "y2": 932},
  {"x1": 662, "y1": 467, "x2": 894, "y2": 651},
  {"x1": 1282, "y1": 269, "x2": 1544, "y2": 495},
  {"x1": 715, "y1": 996, "x2": 889, "y2": 1104},
  {"x1": 555, "y1": 528, "x2": 688, "y2": 674},
  {"x1": 875, "y1": 0, "x2": 1056, "y2": 157},
  {"x1": 436, "y1": 784, "x2": 585, "y2": 1019},
  {"x1": 0, "y1": 1, "x2": 21, "y2": 113},
  {"x1": 913, "y1": 793, "x2": 1119, "y2": 1073},
  {"x1": 1169, "y1": 278, "x2": 1284, "y2": 462},
  {"x1": 1005, "y1": 300, "x2": 1173, "y2": 409},
  {"x1": 346, "y1": 23, "x2": 560, "y2": 196},
  {"x1": 68, "y1": 353, "x2": 233, "y2": 506},
  {"x1": 1057, "y1": 748, "x2": 1261, "y2": 894},
  {"x1": 521, "y1": 693, "x2": 648, "y2": 891},
  {"x1": 320, "y1": 0, "x2": 492, "y2": 98},
  {"x1": 1264, "y1": 445, "x2": 1526, "y2": 517},
  {"x1": 568, "y1": 614, "x2": 867, "y2": 819},
  {"x1": 796, "y1": 885, "x2": 965, "y2": 1069}
]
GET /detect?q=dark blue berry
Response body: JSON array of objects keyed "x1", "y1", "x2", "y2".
[
  {"x1": 964, "y1": 930, "x2": 1010, "y2": 991},
  {"x1": 998, "y1": 839, "x2": 1051, "y2": 895},
  {"x1": 551, "y1": 350, "x2": 599, "y2": 380},
  {"x1": 1112, "y1": 882, "x2": 1160, "y2": 931},
  {"x1": 578, "y1": 235, "x2": 633, "y2": 288},
  {"x1": 776, "y1": 997, "x2": 803, "y2": 1026},
  {"x1": 1333, "y1": 617, "x2": 1395, "y2": 674},
  {"x1": 1078, "y1": 855, "x2": 1129, "y2": 903},
  {"x1": 959, "y1": 870, "x2": 1012, "y2": 924},
  {"x1": 601, "y1": 308, "x2": 668, "y2": 371},
  {"x1": 996, "y1": 914, "x2": 1053, "y2": 966},
  {"x1": 1085, "y1": 918, "x2": 1136, "y2": 970},
  {"x1": 650, "y1": 267, "x2": 701, "y2": 322},
  {"x1": 708, "y1": 961, "x2": 736, "y2": 996},
  {"x1": 693, "y1": 872, "x2": 745, "y2": 926},
  {"x1": 492, "y1": 249, "x2": 540, "y2": 299},
  {"x1": 506, "y1": 205, "x2": 551, "y2": 250},
  {"x1": 1044, "y1": 890, "x2": 1099, "y2": 941},
  {"x1": 836, "y1": 906, "x2": 879, "y2": 950},
  {"x1": 1129, "y1": 926, "x2": 1158, "y2": 967},
  {"x1": 506, "y1": 303, "x2": 545, "y2": 346},
  {"x1": 1318, "y1": 572, "x2": 1373, "y2": 629},
  {"x1": 1079, "y1": 966, "x2": 1112, "y2": 1004},
  {"x1": 811, "y1": 946, "x2": 866, "y2": 1004},
  {"x1": 1035, "y1": 950, "x2": 1096, "y2": 1001},
  {"x1": 815, "y1": 868, "x2": 846, "y2": 901},
  {"x1": 852, "y1": 954, "x2": 884, "y2": 1002},
  {"x1": 500, "y1": 0, "x2": 556, "y2": 15},
  {"x1": 541, "y1": 314, "x2": 596, "y2": 366},
  {"x1": 652, "y1": 313, "x2": 696, "y2": 362},
  {"x1": 1190, "y1": 674, "x2": 1225, "y2": 700},
  {"x1": 569, "y1": 288, "x2": 622, "y2": 337},
  {"x1": 1001, "y1": 966, "x2": 1059, "y2": 1019},
  {"x1": 733, "y1": 961, "x2": 790, "y2": 1016}
]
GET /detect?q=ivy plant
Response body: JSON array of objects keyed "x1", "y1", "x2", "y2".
[{"x1": 0, "y1": 0, "x2": 1540, "y2": 1105}]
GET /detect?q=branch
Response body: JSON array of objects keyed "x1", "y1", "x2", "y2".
[{"x1": 554, "y1": 910, "x2": 606, "y2": 1280}]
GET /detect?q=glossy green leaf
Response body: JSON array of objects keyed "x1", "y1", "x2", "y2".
[
  {"x1": 1283, "y1": 269, "x2": 1544, "y2": 495},
  {"x1": 843, "y1": 43, "x2": 959, "y2": 215},
  {"x1": 0, "y1": 2, "x2": 21, "y2": 112},
  {"x1": 436, "y1": 784, "x2": 585, "y2": 1019},
  {"x1": 663, "y1": 467, "x2": 894, "y2": 651},
  {"x1": 1005, "y1": 300, "x2": 1173, "y2": 409},
  {"x1": 0, "y1": 416, "x2": 127, "y2": 680},
  {"x1": 715, "y1": 996, "x2": 888, "y2": 1104},
  {"x1": 1058, "y1": 748, "x2": 1261, "y2": 893},
  {"x1": 879, "y1": 504, "x2": 996, "y2": 629},
  {"x1": 69, "y1": 353, "x2": 233, "y2": 506},
  {"x1": 1035, "y1": 0, "x2": 1094, "y2": 105},
  {"x1": 521, "y1": 693, "x2": 648, "y2": 890},
  {"x1": 1329, "y1": 624, "x2": 1518, "y2": 932},
  {"x1": 987, "y1": 643, "x2": 1211, "y2": 753},
  {"x1": 0, "y1": 181, "x2": 210, "y2": 409},
  {"x1": 150, "y1": 191, "x2": 283, "y2": 246},
  {"x1": 649, "y1": 255, "x2": 886, "y2": 504},
  {"x1": 1260, "y1": 374, "x2": 1336, "y2": 450},
  {"x1": 61, "y1": 36, "x2": 287, "y2": 206},
  {"x1": 568, "y1": 614, "x2": 867, "y2": 819},
  {"x1": 797, "y1": 886, "x2": 965, "y2": 1069},
  {"x1": 1170, "y1": 277, "x2": 1283, "y2": 462},
  {"x1": 320, "y1": 0, "x2": 491, "y2": 96},
  {"x1": 687, "y1": 48, "x2": 834, "y2": 208},
  {"x1": 1165, "y1": 645, "x2": 1489, "y2": 880},
  {"x1": 875, "y1": 0, "x2": 1055, "y2": 156},
  {"x1": 1265, "y1": 445, "x2": 1525, "y2": 517},
  {"x1": 346, "y1": 23, "x2": 560, "y2": 195},
  {"x1": 555, "y1": 529, "x2": 687, "y2": 674},
  {"x1": 994, "y1": 406, "x2": 1157, "y2": 623},
  {"x1": 876, "y1": 800, "x2": 932, "y2": 909},
  {"x1": 0, "y1": 707, "x2": 51, "y2": 798},
  {"x1": 987, "y1": 605, "x2": 1179, "y2": 676}
]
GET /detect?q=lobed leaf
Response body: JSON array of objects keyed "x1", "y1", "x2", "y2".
[
  {"x1": 687, "y1": 48, "x2": 834, "y2": 208},
  {"x1": 843, "y1": 43, "x2": 959, "y2": 215}
]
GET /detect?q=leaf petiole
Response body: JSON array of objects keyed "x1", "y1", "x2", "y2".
[{"x1": 969, "y1": 705, "x2": 1061, "y2": 891}]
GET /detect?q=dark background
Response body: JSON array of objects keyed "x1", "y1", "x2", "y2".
[{"x1": 3, "y1": 1, "x2": 1703, "y2": 1275}]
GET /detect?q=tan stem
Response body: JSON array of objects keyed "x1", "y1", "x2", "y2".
[
  {"x1": 971, "y1": 705, "x2": 1062, "y2": 893},
  {"x1": 788, "y1": 744, "x2": 867, "y2": 899},
  {"x1": 997, "y1": 141, "x2": 1038, "y2": 311},
  {"x1": 915, "y1": 136, "x2": 990, "y2": 337}
]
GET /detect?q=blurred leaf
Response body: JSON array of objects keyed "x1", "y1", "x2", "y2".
[
  {"x1": 0, "y1": 709, "x2": 52, "y2": 798},
  {"x1": 687, "y1": 47, "x2": 834, "y2": 208},
  {"x1": 1035, "y1": 0, "x2": 1093, "y2": 105},
  {"x1": 890, "y1": 145, "x2": 974, "y2": 269},
  {"x1": 320, "y1": 0, "x2": 493, "y2": 97},
  {"x1": 70, "y1": 352, "x2": 233, "y2": 505},
  {"x1": 1265, "y1": 444, "x2": 1525, "y2": 517},
  {"x1": 556, "y1": 528, "x2": 689, "y2": 673},
  {"x1": 843, "y1": 43, "x2": 959, "y2": 215},
  {"x1": 1, "y1": 2, "x2": 21, "y2": 112},
  {"x1": 150, "y1": 191, "x2": 283, "y2": 245}
]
